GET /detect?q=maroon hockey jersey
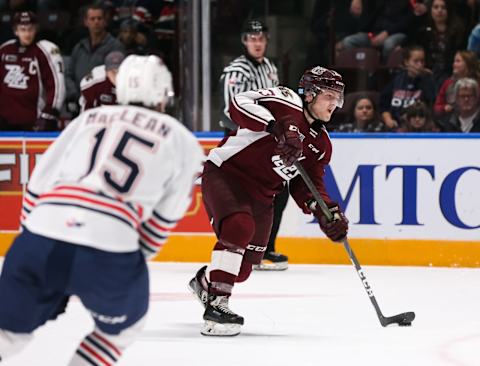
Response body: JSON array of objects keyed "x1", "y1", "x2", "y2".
[
  {"x1": 207, "y1": 86, "x2": 335, "y2": 212},
  {"x1": 0, "y1": 39, "x2": 65, "y2": 129},
  {"x1": 79, "y1": 65, "x2": 117, "y2": 112}
]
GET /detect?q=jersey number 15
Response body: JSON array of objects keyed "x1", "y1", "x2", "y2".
[{"x1": 85, "y1": 128, "x2": 155, "y2": 194}]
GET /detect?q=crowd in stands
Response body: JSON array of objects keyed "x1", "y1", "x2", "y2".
[
  {"x1": 1, "y1": 0, "x2": 480, "y2": 133},
  {"x1": 0, "y1": 0, "x2": 176, "y2": 131},
  {"x1": 316, "y1": 0, "x2": 480, "y2": 133}
]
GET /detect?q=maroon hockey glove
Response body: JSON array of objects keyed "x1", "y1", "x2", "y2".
[
  {"x1": 267, "y1": 117, "x2": 303, "y2": 167},
  {"x1": 307, "y1": 200, "x2": 349, "y2": 242}
]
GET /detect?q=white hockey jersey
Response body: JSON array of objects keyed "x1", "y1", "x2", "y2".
[{"x1": 22, "y1": 105, "x2": 204, "y2": 257}]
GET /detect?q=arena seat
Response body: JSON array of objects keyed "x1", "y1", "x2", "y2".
[{"x1": 335, "y1": 48, "x2": 381, "y2": 92}]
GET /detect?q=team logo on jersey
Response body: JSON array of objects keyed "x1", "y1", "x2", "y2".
[
  {"x1": 66, "y1": 218, "x2": 84, "y2": 228},
  {"x1": 272, "y1": 155, "x2": 300, "y2": 181},
  {"x1": 3, "y1": 64, "x2": 29, "y2": 89}
]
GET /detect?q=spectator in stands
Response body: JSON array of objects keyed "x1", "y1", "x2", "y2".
[
  {"x1": 36, "y1": 0, "x2": 61, "y2": 10},
  {"x1": 117, "y1": 19, "x2": 149, "y2": 55},
  {"x1": 434, "y1": 50, "x2": 480, "y2": 117},
  {"x1": 380, "y1": 45, "x2": 436, "y2": 130},
  {"x1": 308, "y1": 0, "x2": 362, "y2": 66},
  {"x1": 398, "y1": 100, "x2": 439, "y2": 132},
  {"x1": 337, "y1": 0, "x2": 414, "y2": 60},
  {"x1": 0, "y1": 11, "x2": 65, "y2": 131},
  {"x1": 437, "y1": 77, "x2": 480, "y2": 132},
  {"x1": 411, "y1": 0, "x2": 466, "y2": 90},
  {"x1": 467, "y1": 23, "x2": 480, "y2": 55},
  {"x1": 334, "y1": 95, "x2": 385, "y2": 132},
  {"x1": 65, "y1": 3, "x2": 125, "y2": 107},
  {"x1": 0, "y1": 0, "x2": 35, "y2": 12},
  {"x1": 79, "y1": 50, "x2": 124, "y2": 112}
]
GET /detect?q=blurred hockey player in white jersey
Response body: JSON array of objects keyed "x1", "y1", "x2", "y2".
[{"x1": 0, "y1": 55, "x2": 204, "y2": 365}]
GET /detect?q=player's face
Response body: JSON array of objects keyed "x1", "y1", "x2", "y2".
[
  {"x1": 452, "y1": 53, "x2": 467, "y2": 77},
  {"x1": 85, "y1": 9, "x2": 106, "y2": 35},
  {"x1": 354, "y1": 98, "x2": 374, "y2": 123},
  {"x1": 243, "y1": 33, "x2": 268, "y2": 60},
  {"x1": 307, "y1": 90, "x2": 341, "y2": 122},
  {"x1": 106, "y1": 68, "x2": 119, "y2": 85},
  {"x1": 15, "y1": 24, "x2": 36, "y2": 46}
]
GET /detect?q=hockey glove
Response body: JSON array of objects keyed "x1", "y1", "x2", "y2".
[
  {"x1": 308, "y1": 200, "x2": 349, "y2": 242},
  {"x1": 267, "y1": 116, "x2": 303, "y2": 167}
]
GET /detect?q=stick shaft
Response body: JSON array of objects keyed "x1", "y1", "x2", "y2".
[{"x1": 293, "y1": 161, "x2": 387, "y2": 325}]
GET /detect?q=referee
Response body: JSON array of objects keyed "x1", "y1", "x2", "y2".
[{"x1": 219, "y1": 20, "x2": 289, "y2": 271}]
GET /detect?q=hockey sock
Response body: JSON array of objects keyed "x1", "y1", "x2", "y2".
[
  {"x1": 208, "y1": 213, "x2": 254, "y2": 296},
  {"x1": 235, "y1": 260, "x2": 253, "y2": 283},
  {"x1": 68, "y1": 316, "x2": 146, "y2": 366},
  {"x1": 70, "y1": 330, "x2": 123, "y2": 366}
]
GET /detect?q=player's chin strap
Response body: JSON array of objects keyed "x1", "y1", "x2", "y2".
[{"x1": 303, "y1": 100, "x2": 323, "y2": 125}]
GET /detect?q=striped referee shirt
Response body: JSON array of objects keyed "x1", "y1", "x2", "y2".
[{"x1": 220, "y1": 54, "x2": 279, "y2": 129}]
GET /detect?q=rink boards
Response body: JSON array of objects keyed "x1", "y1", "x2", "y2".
[{"x1": 1, "y1": 132, "x2": 479, "y2": 267}]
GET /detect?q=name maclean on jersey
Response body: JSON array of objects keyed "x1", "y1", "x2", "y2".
[{"x1": 86, "y1": 108, "x2": 172, "y2": 137}]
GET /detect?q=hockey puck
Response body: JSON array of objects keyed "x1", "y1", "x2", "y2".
[{"x1": 398, "y1": 322, "x2": 412, "y2": 327}]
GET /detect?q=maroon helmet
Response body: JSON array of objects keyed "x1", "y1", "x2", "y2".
[
  {"x1": 298, "y1": 66, "x2": 345, "y2": 107},
  {"x1": 12, "y1": 11, "x2": 37, "y2": 27}
]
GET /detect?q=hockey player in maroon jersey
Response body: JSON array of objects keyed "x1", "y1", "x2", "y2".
[
  {"x1": 0, "y1": 11, "x2": 65, "y2": 131},
  {"x1": 79, "y1": 51, "x2": 125, "y2": 112},
  {"x1": 189, "y1": 66, "x2": 349, "y2": 336}
]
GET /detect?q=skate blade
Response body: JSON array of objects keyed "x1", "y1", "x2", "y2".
[
  {"x1": 253, "y1": 261, "x2": 288, "y2": 271},
  {"x1": 201, "y1": 321, "x2": 241, "y2": 336}
]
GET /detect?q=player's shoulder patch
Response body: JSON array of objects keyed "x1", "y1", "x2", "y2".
[
  {"x1": 80, "y1": 65, "x2": 107, "y2": 89},
  {"x1": 37, "y1": 39, "x2": 61, "y2": 55},
  {"x1": 271, "y1": 86, "x2": 303, "y2": 109}
]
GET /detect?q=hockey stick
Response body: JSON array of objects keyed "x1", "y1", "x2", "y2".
[{"x1": 293, "y1": 161, "x2": 415, "y2": 327}]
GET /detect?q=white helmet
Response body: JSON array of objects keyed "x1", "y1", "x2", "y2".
[{"x1": 116, "y1": 55, "x2": 173, "y2": 108}]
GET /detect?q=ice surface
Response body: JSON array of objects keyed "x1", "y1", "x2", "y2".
[{"x1": 1, "y1": 262, "x2": 479, "y2": 366}]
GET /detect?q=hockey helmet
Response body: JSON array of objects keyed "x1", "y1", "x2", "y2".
[
  {"x1": 298, "y1": 66, "x2": 345, "y2": 108},
  {"x1": 12, "y1": 11, "x2": 37, "y2": 27},
  {"x1": 116, "y1": 55, "x2": 174, "y2": 108},
  {"x1": 241, "y1": 20, "x2": 269, "y2": 40}
]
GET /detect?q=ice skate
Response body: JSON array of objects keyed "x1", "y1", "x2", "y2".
[
  {"x1": 188, "y1": 265, "x2": 209, "y2": 308},
  {"x1": 201, "y1": 294, "x2": 244, "y2": 336},
  {"x1": 253, "y1": 251, "x2": 288, "y2": 271}
]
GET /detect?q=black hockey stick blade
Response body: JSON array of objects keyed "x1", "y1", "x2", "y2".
[
  {"x1": 292, "y1": 161, "x2": 416, "y2": 328},
  {"x1": 382, "y1": 311, "x2": 416, "y2": 327}
]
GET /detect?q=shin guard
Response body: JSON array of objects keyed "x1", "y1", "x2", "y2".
[{"x1": 207, "y1": 213, "x2": 255, "y2": 295}]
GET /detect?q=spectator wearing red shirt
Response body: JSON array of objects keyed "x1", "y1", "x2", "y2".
[{"x1": 433, "y1": 50, "x2": 480, "y2": 117}]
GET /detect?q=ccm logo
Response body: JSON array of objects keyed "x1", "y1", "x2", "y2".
[{"x1": 246, "y1": 244, "x2": 266, "y2": 252}]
